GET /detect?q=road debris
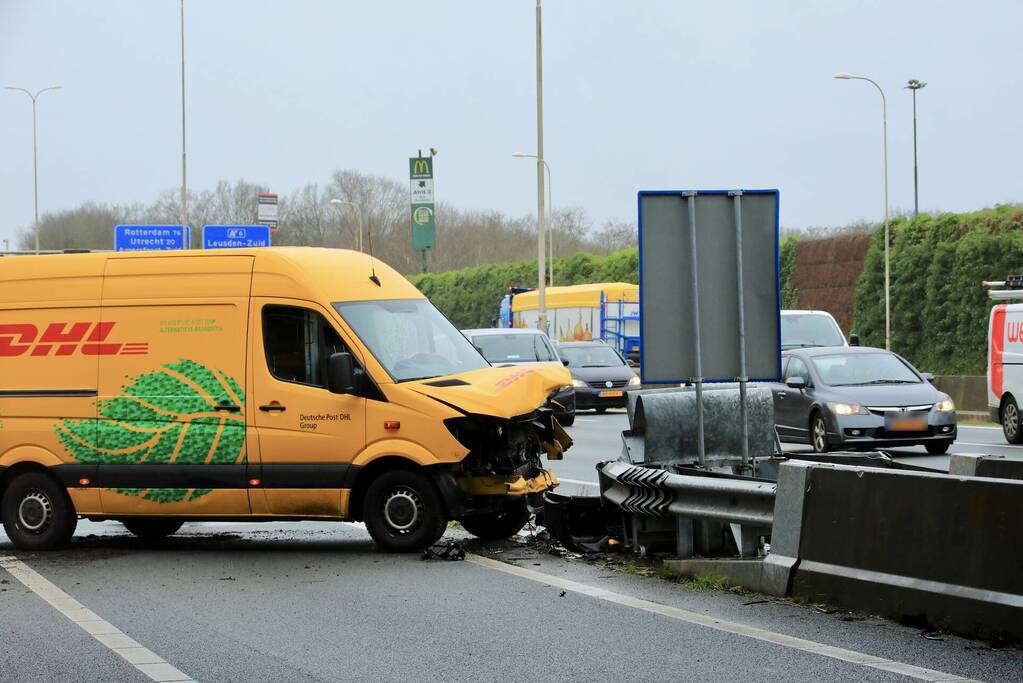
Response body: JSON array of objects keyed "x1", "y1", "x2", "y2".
[{"x1": 421, "y1": 538, "x2": 465, "y2": 561}]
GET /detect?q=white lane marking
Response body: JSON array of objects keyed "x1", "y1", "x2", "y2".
[
  {"x1": 467, "y1": 554, "x2": 978, "y2": 683},
  {"x1": 955, "y1": 441, "x2": 1023, "y2": 449},
  {"x1": 557, "y1": 477, "x2": 599, "y2": 487},
  {"x1": 0, "y1": 555, "x2": 194, "y2": 682},
  {"x1": 957, "y1": 425, "x2": 1000, "y2": 431}
]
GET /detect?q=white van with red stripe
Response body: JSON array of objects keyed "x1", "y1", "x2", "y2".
[{"x1": 987, "y1": 303, "x2": 1023, "y2": 443}]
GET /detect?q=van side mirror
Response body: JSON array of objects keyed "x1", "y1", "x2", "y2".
[
  {"x1": 328, "y1": 352, "x2": 357, "y2": 394},
  {"x1": 561, "y1": 358, "x2": 570, "y2": 367},
  {"x1": 785, "y1": 377, "x2": 806, "y2": 390},
  {"x1": 849, "y1": 333, "x2": 860, "y2": 346},
  {"x1": 921, "y1": 372, "x2": 935, "y2": 382},
  {"x1": 627, "y1": 359, "x2": 638, "y2": 368}
]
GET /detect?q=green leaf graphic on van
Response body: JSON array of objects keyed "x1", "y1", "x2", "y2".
[{"x1": 55, "y1": 359, "x2": 245, "y2": 503}]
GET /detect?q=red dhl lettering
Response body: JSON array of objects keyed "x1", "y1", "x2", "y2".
[
  {"x1": 495, "y1": 367, "x2": 535, "y2": 389},
  {"x1": 0, "y1": 322, "x2": 148, "y2": 357}
]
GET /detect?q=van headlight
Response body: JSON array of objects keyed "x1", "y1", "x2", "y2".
[
  {"x1": 829, "y1": 402, "x2": 869, "y2": 416},
  {"x1": 571, "y1": 379, "x2": 587, "y2": 388},
  {"x1": 627, "y1": 375, "x2": 641, "y2": 386},
  {"x1": 935, "y1": 398, "x2": 955, "y2": 412}
]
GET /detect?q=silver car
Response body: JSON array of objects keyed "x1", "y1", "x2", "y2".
[{"x1": 772, "y1": 346, "x2": 956, "y2": 454}]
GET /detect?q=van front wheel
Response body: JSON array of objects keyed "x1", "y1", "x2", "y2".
[
  {"x1": 364, "y1": 470, "x2": 447, "y2": 552},
  {"x1": 460, "y1": 500, "x2": 530, "y2": 540},
  {"x1": 1, "y1": 472, "x2": 77, "y2": 550},
  {"x1": 1002, "y1": 395, "x2": 1023, "y2": 444}
]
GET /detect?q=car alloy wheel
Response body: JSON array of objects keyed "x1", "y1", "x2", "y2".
[{"x1": 812, "y1": 415, "x2": 829, "y2": 453}]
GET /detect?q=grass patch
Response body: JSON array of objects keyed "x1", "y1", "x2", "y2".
[{"x1": 654, "y1": 565, "x2": 730, "y2": 590}]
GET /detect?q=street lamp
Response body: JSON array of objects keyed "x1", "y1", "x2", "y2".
[
  {"x1": 513, "y1": 152, "x2": 554, "y2": 286},
  {"x1": 5, "y1": 84, "x2": 63, "y2": 254},
  {"x1": 834, "y1": 71, "x2": 891, "y2": 350},
  {"x1": 329, "y1": 198, "x2": 364, "y2": 252},
  {"x1": 906, "y1": 79, "x2": 927, "y2": 217},
  {"x1": 533, "y1": 0, "x2": 547, "y2": 333}
]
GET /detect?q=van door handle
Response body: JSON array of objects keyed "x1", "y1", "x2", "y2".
[
  {"x1": 214, "y1": 404, "x2": 241, "y2": 413},
  {"x1": 259, "y1": 403, "x2": 286, "y2": 412}
]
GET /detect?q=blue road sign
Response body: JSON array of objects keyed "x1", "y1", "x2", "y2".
[
  {"x1": 202, "y1": 225, "x2": 272, "y2": 249},
  {"x1": 114, "y1": 225, "x2": 190, "y2": 251}
]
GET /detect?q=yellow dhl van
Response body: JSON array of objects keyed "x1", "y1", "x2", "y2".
[{"x1": 0, "y1": 248, "x2": 572, "y2": 552}]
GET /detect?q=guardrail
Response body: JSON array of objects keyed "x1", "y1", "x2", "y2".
[{"x1": 599, "y1": 460, "x2": 776, "y2": 527}]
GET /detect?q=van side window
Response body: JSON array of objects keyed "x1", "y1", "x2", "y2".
[{"x1": 263, "y1": 306, "x2": 345, "y2": 388}]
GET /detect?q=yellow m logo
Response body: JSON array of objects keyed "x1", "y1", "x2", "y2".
[{"x1": 412, "y1": 159, "x2": 430, "y2": 175}]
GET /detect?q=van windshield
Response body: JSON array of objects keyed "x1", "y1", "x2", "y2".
[{"x1": 334, "y1": 299, "x2": 488, "y2": 382}]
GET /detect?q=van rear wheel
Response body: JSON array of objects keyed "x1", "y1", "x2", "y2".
[
  {"x1": 120, "y1": 519, "x2": 184, "y2": 541},
  {"x1": 1, "y1": 472, "x2": 77, "y2": 550},
  {"x1": 1002, "y1": 396, "x2": 1023, "y2": 444},
  {"x1": 364, "y1": 470, "x2": 447, "y2": 552},
  {"x1": 460, "y1": 500, "x2": 530, "y2": 540}
]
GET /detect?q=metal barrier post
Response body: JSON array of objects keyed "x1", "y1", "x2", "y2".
[
  {"x1": 729, "y1": 190, "x2": 750, "y2": 468},
  {"x1": 684, "y1": 191, "x2": 706, "y2": 466}
]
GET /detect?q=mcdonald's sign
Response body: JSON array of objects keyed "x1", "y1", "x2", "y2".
[{"x1": 409, "y1": 156, "x2": 436, "y2": 251}]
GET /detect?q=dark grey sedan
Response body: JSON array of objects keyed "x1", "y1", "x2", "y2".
[
  {"x1": 771, "y1": 346, "x2": 957, "y2": 454},
  {"x1": 559, "y1": 341, "x2": 641, "y2": 411}
]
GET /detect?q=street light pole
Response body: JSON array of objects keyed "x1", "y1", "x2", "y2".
[
  {"x1": 906, "y1": 79, "x2": 926, "y2": 217},
  {"x1": 513, "y1": 152, "x2": 553, "y2": 285},
  {"x1": 329, "y1": 199, "x2": 364, "y2": 252},
  {"x1": 5, "y1": 84, "x2": 62, "y2": 254},
  {"x1": 180, "y1": 0, "x2": 189, "y2": 239},
  {"x1": 535, "y1": 0, "x2": 547, "y2": 334},
  {"x1": 834, "y1": 72, "x2": 891, "y2": 351}
]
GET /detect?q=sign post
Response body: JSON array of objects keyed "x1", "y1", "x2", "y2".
[
  {"x1": 409, "y1": 155, "x2": 435, "y2": 272},
  {"x1": 257, "y1": 193, "x2": 279, "y2": 233},
  {"x1": 202, "y1": 225, "x2": 271, "y2": 249},
  {"x1": 114, "y1": 225, "x2": 190, "y2": 251}
]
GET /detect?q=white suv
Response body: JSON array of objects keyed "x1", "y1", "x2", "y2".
[{"x1": 780, "y1": 310, "x2": 853, "y2": 350}]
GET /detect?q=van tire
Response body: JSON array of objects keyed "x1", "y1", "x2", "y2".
[
  {"x1": 364, "y1": 470, "x2": 447, "y2": 552},
  {"x1": 1, "y1": 472, "x2": 77, "y2": 550},
  {"x1": 559, "y1": 413, "x2": 576, "y2": 427},
  {"x1": 1002, "y1": 395, "x2": 1023, "y2": 444},
  {"x1": 459, "y1": 500, "x2": 530, "y2": 540},
  {"x1": 120, "y1": 519, "x2": 184, "y2": 541}
]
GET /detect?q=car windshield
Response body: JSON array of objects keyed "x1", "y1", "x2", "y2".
[
  {"x1": 559, "y1": 345, "x2": 624, "y2": 367},
  {"x1": 471, "y1": 333, "x2": 557, "y2": 364},
  {"x1": 781, "y1": 314, "x2": 845, "y2": 349},
  {"x1": 811, "y1": 352, "x2": 921, "y2": 386},
  {"x1": 334, "y1": 299, "x2": 488, "y2": 382}
]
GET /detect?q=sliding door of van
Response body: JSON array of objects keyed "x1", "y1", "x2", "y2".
[
  {"x1": 94, "y1": 255, "x2": 255, "y2": 516},
  {"x1": 249, "y1": 299, "x2": 367, "y2": 517}
]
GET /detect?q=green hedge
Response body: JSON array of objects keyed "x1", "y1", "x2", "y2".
[
  {"x1": 854, "y1": 205, "x2": 1023, "y2": 374},
  {"x1": 409, "y1": 249, "x2": 639, "y2": 329}
]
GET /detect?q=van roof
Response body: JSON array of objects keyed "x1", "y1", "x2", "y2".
[{"x1": 0, "y1": 247, "x2": 423, "y2": 305}]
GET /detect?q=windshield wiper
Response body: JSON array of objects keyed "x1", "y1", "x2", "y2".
[{"x1": 861, "y1": 379, "x2": 916, "y2": 384}]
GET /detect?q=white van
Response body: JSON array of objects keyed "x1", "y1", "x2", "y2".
[{"x1": 987, "y1": 303, "x2": 1023, "y2": 443}]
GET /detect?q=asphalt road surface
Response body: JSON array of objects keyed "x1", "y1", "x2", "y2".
[
  {"x1": 2, "y1": 412, "x2": 1021, "y2": 682},
  {"x1": 553, "y1": 410, "x2": 1022, "y2": 485}
]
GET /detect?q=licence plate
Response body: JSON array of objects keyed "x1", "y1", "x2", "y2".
[
  {"x1": 599, "y1": 390, "x2": 624, "y2": 398},
  {"x1": 886, "y1": 418, "x2": 927, "y2": 432}
]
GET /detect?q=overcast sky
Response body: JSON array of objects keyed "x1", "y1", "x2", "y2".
[{"x1": 2, "y1": 0, "x2": 1022, "y2": 248}]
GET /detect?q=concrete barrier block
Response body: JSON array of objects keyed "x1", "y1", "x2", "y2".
[
  {"x1": 778, "y1": 461, "x2": 1023, "y2": 641},
  {"x1": 949, "y1": 453, "x2": 1023, "y2": 481}
]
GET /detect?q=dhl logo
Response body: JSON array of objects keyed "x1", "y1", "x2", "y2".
[{"x1": 0, "y1": 322, "x2": 149, "y2": 357}]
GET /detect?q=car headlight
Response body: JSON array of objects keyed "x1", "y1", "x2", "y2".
[
  {"x1": 828, "y1": 402, "x2": 869, "y2": 416},
  {"x1": 571, "y1": 379, "x2": 587, "y2": 388},
  {"x1": 627, "y1": 375, "x2": 641, "y2": 386},
  {"x1": 935, "y1": 398, "x2": 955, "y2": 412}
]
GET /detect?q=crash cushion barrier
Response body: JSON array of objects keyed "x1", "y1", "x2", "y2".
[
  {"x1": 767, "y1": 461, "x2": 1023, "y2": 641},
  {"x1": 598, "y1": 460, "x2": 775, "y2": 527},
  {"x1": 949, "y1": 453, "x2": 1023, "y2": 481},
  {"x1": 622, "y1": 386, "x2": 776, "y2": 464},
  {"x1": 931, "y1": 375, "x2": 986, "y2": 414}
]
